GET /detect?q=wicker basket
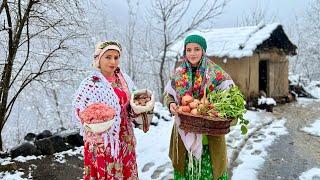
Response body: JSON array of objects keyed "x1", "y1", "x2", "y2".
[{"x1": 177, "y1": 111, "x2": 232, "y2": 136}]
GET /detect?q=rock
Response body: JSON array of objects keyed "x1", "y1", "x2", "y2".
[
  {"x1": 266, "y1": 105, "x2": 274, "y2": 112},
  {"x1": 36, "y1": 130, "x2": 52, "y2": 140},
  {"x1": 35, "y1": 135, "x2": 69, "y2": 155},
  {"x1": 269, "y1": 132, "x2": 276, "y2": 136},
  {"x1": 64, "y1": 133, "x2": 83, "y2": 147},
  {"x1": 10, "y1": 142, "x2": 40, "y2": 158},
  {"x1": 289, "y1": 83, "x2": 313, "y2": 98},
  {"x1": 50, "y1": 135, "x2": 69, "y2": 153},
  {"x1": 142, "y1": 162, "x2": 155, "y2": 172},
  {"x1": 246, "y1": 144, "x2": 253, "y2": 150},
  {"x1": 251, "y1": 149, "x2": 262, "y2": 155},
  {"x1": 160, "y1": 171, "x2": 173, "y2": 180},
  {"x1": 35, "y1": 138, "x2": 55, "y2": 155},
  {"x1": 151, "y1": 162, "x2": 171, "y2": 179},
  {"x1": 0, "y1": 151, "x2": 10, "y2": 158},
  {"x1": 59, "y1": 127, "x2": 67, "y2": 131},
  {"x1": 253, "y1": 139, "x2": 263, "y2": 143},
  {"x1": 162, "y1": 115, "x2": 172, "y2": 122},
  {"x1": 154, "y1": 112, "x2": 161, "y2": 119},
  {"x1": 24, "y1": 133, "x2": 36, "y2": 142},
  {"x1": 150, "y1": 122, "x2": 158, "y2": 126}
]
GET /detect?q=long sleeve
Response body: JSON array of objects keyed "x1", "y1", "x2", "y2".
[{"x1": 163, "y1": 91, "x2": 176, "y2": 108}]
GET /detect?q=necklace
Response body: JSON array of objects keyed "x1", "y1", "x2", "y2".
[{"x1": 106, "y1": 75, "x2": 122, "y2": 89}]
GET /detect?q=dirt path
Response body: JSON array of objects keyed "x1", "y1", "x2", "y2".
[
  {"x1": 258, "y1": 99, "x2": 320, "y2": 179},
  {"x1": 10, "y1": 155, "x2": 83, "y2": 180}
]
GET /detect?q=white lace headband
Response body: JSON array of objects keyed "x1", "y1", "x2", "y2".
[
  {"x1": 98, "y1": 44, "x2": 121, "y2": 60},
  {"x1": 93, "y1": 43, "x2": 122, "y2": 70}
]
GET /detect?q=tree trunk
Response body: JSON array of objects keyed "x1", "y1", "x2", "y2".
[
  {"x1": 0, "y1": 132, "x2": 3, "y2": 151},
  {"x1": 159, "y1": 50, "x2": 167, "y2": 102},
  {"x1": 52, "y1": 89, "x2": 63, "y2": 129},
  {"x1": 0, "y1": 54, "x2": 16, "y2": 152}
]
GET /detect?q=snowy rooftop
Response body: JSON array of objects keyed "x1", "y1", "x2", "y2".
[{"x1": 170, "y1": 23, "x2": 296, "y2": 59}]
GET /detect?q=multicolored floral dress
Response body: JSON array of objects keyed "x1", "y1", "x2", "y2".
[{"x1": 77, "y1": 71, "x2": 138, "y2": 180}]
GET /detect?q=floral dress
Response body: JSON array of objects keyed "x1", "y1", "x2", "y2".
[{"x1": 82, "y1": 73, "x2": 138, "y2": 180}]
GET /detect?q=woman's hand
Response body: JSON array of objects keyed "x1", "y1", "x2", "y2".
[{"x1": 169, "y1": 103, "x2": 178, "y2": 116}]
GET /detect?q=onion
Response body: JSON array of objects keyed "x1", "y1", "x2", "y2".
[
  {"x1": 193, "y1": 99, "x2": 200, "y2": 104},
  {"x1": 181, "y1": 95, "x2": 193, "y2": 106},
  {"x1": 189, "y1": 101, "x2": 198, "y2": 109},
  {"x1": 200, "y1": 97, "x2": 209, "y2": 105},
  {"x1": 181, "y1": 106, "x2": 191, "y2": 113}
]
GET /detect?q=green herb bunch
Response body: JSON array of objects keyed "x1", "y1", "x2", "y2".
[{"x1": 208, "y1": 86, "x2": 249, "y2": 134}]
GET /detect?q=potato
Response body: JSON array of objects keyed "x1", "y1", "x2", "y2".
[
  {"x1": 190, "y1": 108, "x2": 198, "y2": 115},
  {"x1": 198, "y1": 103, "x2": 205, "y2": 109},
  {"x1": 140, "y1": 99, "x2": 146, "y2": 104}
]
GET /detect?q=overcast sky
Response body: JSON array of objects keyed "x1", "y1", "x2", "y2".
[
  {"x1": 106, "y1": 0, "x2": 310, "y2": 27},
  {"x1": 214, "y1": 0, "x2": 310, "y2": 27},
  {"x1": 99, "y1": 0, "x2": 312, "y2": 43}
]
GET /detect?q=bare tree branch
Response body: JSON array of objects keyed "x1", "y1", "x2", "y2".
[
  {"x1": 146, "y1": 0, "x2": 228, "y2": 98},
  {"x1": 5, "y1": 67, "x2": 73, "y2": 123},
  {"x1": 0, "y1": 0, "x2": 87, "y2": 150}
]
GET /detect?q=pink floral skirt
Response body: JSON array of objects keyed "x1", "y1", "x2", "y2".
[{"x1": 83, "y1": 119, "x2": 138, "y2": 180}]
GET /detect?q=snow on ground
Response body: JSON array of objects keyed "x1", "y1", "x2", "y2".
[
  {"x1": 14, "y1": 155, "x2": 44, "y2": 163},
  {"x1": 0, "y1": 171, "x2": 25, "y2": 180},
  {"x1": 135, "y1": 102, "x2": 174, "y2": 179},
  {"x1": 53, "y1": 146, "x2": 83, "y2": 163},
  {"x1": 0, "y1": 157, "x2": 12, "y2": 166},
  {"x1": 296, "y1": 97, "x2": 320, "y2": 107},
  {"x1": 299, "y1": 167, "x2": 320, "y2": 180},
  {"x1": 226, "y1": 110, "x2": 288, "y2": 180},
  {"x1": 258, "y1": 96, "x2": 277, "y2": 105},
  {"x1": 0, "y1": 154, "x2": 44, "y2": 166},
  {"x1": 301, "y1": 119, "x2": 320, "y2": 137},
  {"x1": 305, "y1": 81, "x2": 320, "y2": 99}
]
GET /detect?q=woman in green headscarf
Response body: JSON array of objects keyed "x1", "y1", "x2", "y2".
[{"x1": 164, "y1": 34, "x2": 235, "y2": 180}]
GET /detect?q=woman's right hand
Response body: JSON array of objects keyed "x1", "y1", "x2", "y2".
[{"x1": 169, "y1": 103, "x2": 178, "y2": 116}]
